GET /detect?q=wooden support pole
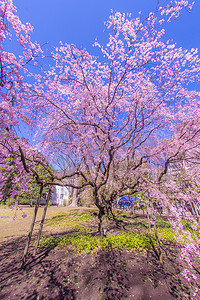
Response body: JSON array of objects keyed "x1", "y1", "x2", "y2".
[
  {"x1": 21, "y1": 184, "x2": 43, "y2": 269},
  {"x1": 34, "y1": 187, "x2": 51, "y2": 256}
]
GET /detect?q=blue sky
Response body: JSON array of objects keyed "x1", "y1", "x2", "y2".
[{"x1": 13, "y1": 0, "x2": 200, "y2": 55}]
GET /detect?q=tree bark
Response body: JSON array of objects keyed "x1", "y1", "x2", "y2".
[
  {"x1": 106, "y1": 202, "x2": 113, "y2": 216},
  {"x1": 21, "y1": 184, "x2": 43, "y2": 269},
  {"x1": 98, "y1": 208, "x2": 105, "y2": 234},
  {"x1": 33, "y1": 187, "x2": 51, "y2": 256},
  {"x1": 71, "y1": 188, "x2": 78, "y2": 206}
]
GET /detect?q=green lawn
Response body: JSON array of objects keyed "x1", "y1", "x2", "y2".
[{"x1": 1, "y1": 205, "x2": 198, "y2": 253}]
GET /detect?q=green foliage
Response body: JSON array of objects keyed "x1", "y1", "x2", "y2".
[
  {"x1": 16, "y1": 162, "x2": 54, "y2": 205},
  {"x1": 157, "y1": 228, "x2": 175, "y2": 242},
  {"x1": 46, "y1": 211, "x2": 94, "y2": 232},
  {"x1": 46, "y1": 208, "x2": 200, "y2": 247},
  {"x1": 1, "y1": 150, "x2": 55, "y2": 205},
  {"x1": 104, "y1": 233, "x2": 154, "y2": 250},
  {"x1": 40, "y1": 209, "x2": 156, "y2": 253},
  {"x1": 50, "y1": 214, "x2": 67, "y2": 222},
  {"x1": 40, "y1": 208, "x2": 200, "y2": 256},
  {"x1": 0, "y1": 156, "x2": 16, "y2": 204},
  {"x1": 69, "y1": 211, "x2": 92, "y2": 217},
  {"x1": 39, "y1": 207, "x2": 200, "y2": 259},
  {"x1": 4, "y1": 157, "x2": 13, "y2": 163},
  {"x1": 156, "y1": 216, "x2": 171, "y2": 228},
  {"x1": 180, "y1": 220, "x2": 200, "y2": 242},
  {"x1": 105, "y1": 214, "x2": 112, "y2": 220},
  {"x1": 39, "y1": 232, "x2": 155, "y2": 253},
  {"x1": 5, "y1": 197, "x2": 16, "y2": 206},
  {"x1": 155, "y1": 220, "x2": 200, "y2": 244},
  {"x1": 74, "y1": 215, "x2": 92, "y2": 221}
]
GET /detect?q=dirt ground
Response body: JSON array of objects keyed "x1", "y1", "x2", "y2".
[
  {"x1": 0, "y1": 205, "x2": 199, "y2": 300},
  {"x1": 0, "y1": 237, "x2": 198, "y2": 300}
]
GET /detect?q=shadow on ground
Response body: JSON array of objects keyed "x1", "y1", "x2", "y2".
[{"x1": 0, "y1": 235, "x2": 199, "y2": 300}]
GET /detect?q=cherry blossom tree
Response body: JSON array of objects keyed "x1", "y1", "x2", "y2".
[
  {"x1": 26, "y1": 0, "x2": 200, "y2": 294},
  {"x1": 1, "y1": 0, "x2": 199, "y2": 293},
  {"x1": 31, "y1": 0, "x2": 199, "y2": 219},
  {"x1": 140, "y1": 118, "x2": 200, "y2": 296},
  {"x1": 0, "y1": 0, "x2": 44, "y2": 203},
  {"x1": 0, "y1": 0, "x2": 53, "y2": 267}
]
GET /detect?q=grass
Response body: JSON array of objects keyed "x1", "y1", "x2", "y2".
[
  {"x1": 157, "y1": 228, "x2": 175, "y2": 243},
  {"x1": 45, "y1": 210, "x2": 96, "y2": 233},
  {"x1": 42, "y1": 209, "x2": 183, "y2": 247},
  {"x1": 1, "y1": 204, "x2": 198, "y2": 251},
  {"x1": 39, "y1": 232, "x2": 155, "y2": 253},
  {"x1": 0, "y1": 205, "x2": 96, "y2": 241},
  {"x1": 38, "y1": 209, "x2": 179, "y2": 253}
]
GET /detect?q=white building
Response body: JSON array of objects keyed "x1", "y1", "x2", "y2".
[
  {"x1": 51, "y1": 185, "x2": 69, "y2": 206},
  {"x1": 40, "y1": 185, "x2": 70, "y2": 206}
]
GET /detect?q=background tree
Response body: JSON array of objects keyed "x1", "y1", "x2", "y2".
[
  {"x1": 0, "y1": 0, "x2": 43, "y2": 204},
  {"x1": 16, "y1": 159, "x2": 54, "y2": 206}
]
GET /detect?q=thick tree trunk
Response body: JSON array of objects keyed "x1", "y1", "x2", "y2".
[
  {"x1": 21, "y1": 184, "x2": 43, "y2": 269},
  {"x1": 71, "y1": 188, "x2": 78, "y2": 206},
  {"x1": 106, "y1": 202, "x2": 113, "y2": 216},
  {"x1": 98, "y1": 208, "x2": 105, "y2": 234},
  {"x1": 33, "y1": 187, "x2": 51, "y2": 256}
]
